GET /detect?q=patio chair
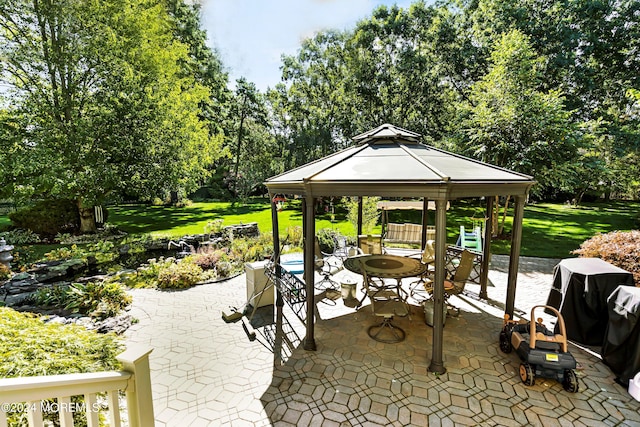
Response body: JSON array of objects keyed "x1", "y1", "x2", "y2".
[
  {"x1": 409, "y1": 240, "x2": 436, "y2": 301},
  {"x1": 332, "y1": 234, "x2": 350, "y2": 260},
  {"x1": 425, "y1": 249, "x2": 474, "y2": 313},
  {"x1": 359, "y1": 259, "x2": 409, "y2": 343},
  {"x1": 314, "y1": 237, "x2": 342, "y2": 291},
  {"x1": 358, "y1": 234, "x2": 384, "y2": 255}
]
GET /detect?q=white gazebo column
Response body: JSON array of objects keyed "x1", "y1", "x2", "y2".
[
  {"x1": 429, "y1": 198, "x2": 448, "y2": 374},
  {"x1": 302, "y1": 196, "x2": 317, "y2": 351},
  {"x1": 505, "y1": 195, "x2": 526, "y2": 317}
]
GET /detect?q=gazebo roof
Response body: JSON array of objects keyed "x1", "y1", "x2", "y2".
[{"x1": 265, "y1": 124, "x2": 535, "y2": 199}]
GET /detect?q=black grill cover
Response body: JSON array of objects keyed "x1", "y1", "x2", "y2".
[{"x1": 602, "y1": 286, "x2": 640, "y2": 386}]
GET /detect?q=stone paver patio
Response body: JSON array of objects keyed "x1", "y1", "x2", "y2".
[{"x1": 124, "y1": 255, "x2": 640, "y2": 426}]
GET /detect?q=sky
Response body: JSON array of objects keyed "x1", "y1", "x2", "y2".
[{"x1": 200, "y1": 0, "x2": 416, "y2": 92}]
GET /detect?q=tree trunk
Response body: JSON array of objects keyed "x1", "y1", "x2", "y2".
[
  {"x1": 492, "y1": 196, "x2": 499, "y2": 236},
  {"x1": 500, "y1": 195, "x2": 511, "y2": 236},
  {"x1": 233, "y1": 96, "x2": 247, "y2": 197},
  {"x1": 77, "y1": 199, "x2": 97, "y2": 233}
]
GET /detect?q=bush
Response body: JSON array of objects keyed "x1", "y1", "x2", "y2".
[
  {"x1": 0, "y1": 307, "x2": 122, "y2": 377},
  {"x1": 65, "y1": 281, "x2": 132, "y2": 319},
  {"x1": 0, "y1": 263, "x2": 11, "y2": 280},
  {"x1": 157, "y1": 260, "x2": 203, "y2": 289},
  {"x1": 0, "y1": 228, "x2": 41, "y2": 245},
  {"x1": 9, "y1": 199, "x2": 79, "y2": 237},
  {"x1": 0, "y1": 307, "x2": 122, "y2": 426},
  {"x1": 44, "y1": 241, "x2": 118, "y2": 264},
  {"x1": 316, "y1": 228, "x2": 340, "y2": 253},
  {"x1": 190, "y1": 250, "x2": 224, "y2": 270},
  {"x1": 573, "y1": 230, "x2": 640, "y2": 285},
  {"x1": 285, "y1": 226, "x2": 303, "y2": 247},
  {"x1": 229, "y1": 233, "x2": 273, "y2": 263},
  {"x1": 30, "y1": 280, "x2": 132, "y2": 320}
]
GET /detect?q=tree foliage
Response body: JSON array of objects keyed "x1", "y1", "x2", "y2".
[
  {"x1": 460, "y1": 30, "x2": 576, "y2": 188},
  {"x1": 267, "y1": 0, "x2": 639, "y2": 202},
  {"x1": 0, "y1": 0, "x2": 223, "y2": 232}
]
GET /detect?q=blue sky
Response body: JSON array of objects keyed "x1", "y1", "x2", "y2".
[{"x1": 200, "y1": 0, "x2": 416, "y2": 92}]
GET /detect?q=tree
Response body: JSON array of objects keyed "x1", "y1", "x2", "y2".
[
  {"x1": 457, "y1": 0, "x2": 640, "y2": 199},
  {"x1": 275, "y1": 30, "x2": 353, "y2": 167},
  {"x1": 460, "y1": 30, "x2": 577, "y2": 232},
  {"x1": 226, "y1": 78, "x2": 271, "y2": 199},
  {"x1": 164, "y1": 0, "x2": 230, "y2": 134},
  {"x1": 272, "y1": 3, "x2": 459, "y2": 168},
  {"x1": 0, "y1": 0, "x2": 222, "y2": 232}
]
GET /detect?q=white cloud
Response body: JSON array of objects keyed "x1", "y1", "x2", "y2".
[{"x1": 200, "y1": 0, "x2": 415, "y2": 91}]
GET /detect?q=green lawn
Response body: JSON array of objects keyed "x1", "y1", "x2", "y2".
[
  {"x1": 107, "y1": 199, "x2": 639, "y2": 259},
  {"x1": 108, "y1": 200, "x2": 356, "y2": 238},
  {"x1": 2, "y1": 199, "x2": 639, "y2": 260}
]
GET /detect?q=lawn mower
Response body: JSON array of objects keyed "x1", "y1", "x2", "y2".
[{"x1": 499, "y1": 305, "x2": 579, "y2": 393}]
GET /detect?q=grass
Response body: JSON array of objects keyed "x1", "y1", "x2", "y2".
[
  {"x1": 107, "y1": 199, "x2": 355, "y2": 238},
  {"x1": 3, "y1": 199, "x2": 639, "y2": 260},
  {"x1": 107, "y1": 199, "x2": 639, "y2": 258}
]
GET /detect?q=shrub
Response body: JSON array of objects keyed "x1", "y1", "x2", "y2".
[
  {"x1": 190, "y1": 249, "x2": 225, "y2": 270},
  {"x1": 316, "y1": 228, "x2": 340, "y2": 253},
  {"x1": 0, "y1": 307, "x2": 122, "y2": 376},
  {"x1": 44, "y1": 241, "x2": 118, "y2": 264},
  {"x1": 9, "y1": 199, "x2": 80, "y2": 237},
  {"x1": 0, "y1": 263, "x2": 11, "y2": 280},
  {"x1": 157, "y1": 260, "x2": 203, "y2": 289},
  {"x1": 573, "y1": 230, "x2": 640, "y2": 285},
  {"x1": 64, "y1": 281, "x2": 132, "y2": 319},
  {"x1": 118, "y1": 258, "x2": 175, "y2": 289},
  {"x1": 0, "y1": 307, "x2": 122, "y2": 426},
  {"x1": 285, "y1": 226, "x2": 303, "y2": 247},
  {"x1": 30, "y1": 283, "x2": 71, "y2": 307},
  {"x1": 0, "y1": 228, "x2": 41, "y2": 245},
  {"x1": 204, "y1": 219, "x2": 224, "y2": 234}
]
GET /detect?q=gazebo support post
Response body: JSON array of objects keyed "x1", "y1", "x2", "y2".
[
  {"x1": 429, "y1": 198, "x2": 448, "y2": 374},
  {"x1": 270, "y1": 194, "x2": 284, "y2": 308},
  {"x1": 479, "y1": 196, "x2": 493, "y2": 299},
  {"x1": 302, "y1": 196, "x2": 317, "y2": 351},
  {"x1": 421, "y1": 198, "x2": 429, "y2": 249},
  {"x1": 505, "y1": 195, "x2": 526, "y2": 318},
  {"x1": 357, "y1": 197, "x2": 363, "y2": 236}
]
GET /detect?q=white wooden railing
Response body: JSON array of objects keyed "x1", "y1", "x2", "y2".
[{"x1": 0, "y1": 346, "x2": 154, "y2": 427}]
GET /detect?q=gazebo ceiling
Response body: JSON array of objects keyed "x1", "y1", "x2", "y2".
[{"x1": 265, "y1": 124, "x2": 535, "y2": 199}]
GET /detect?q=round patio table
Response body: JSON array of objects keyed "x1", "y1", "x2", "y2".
[{"x1": 343, "y1": 254, "x2": 426, "y2": 279}]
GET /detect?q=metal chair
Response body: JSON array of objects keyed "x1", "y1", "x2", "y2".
[
  {"x1": 314, "y1": 237, "x2": 342, "y2": 291},
  {"x1": 424, "y1": 249, "x2": 475, "y2": 313},
  {"x1": 332, "y1": 234, "x2": 350, "y2": 260},
  {"x1": 357, "y1": 234, "x2": 384, "y2": 255},
  {"x1": 409, "y1": 240, "x2": 436, "y2": 301},
  {"x1": 359, "y1": 259, "x2": 409, "y2": 343}
]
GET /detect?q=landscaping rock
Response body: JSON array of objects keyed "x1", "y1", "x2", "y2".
[
  {"x1": 93, "y1": 314, "x2": 133, "y2": 335},
  {"x1": 4, "y1": 274, "x2": 38, "y2": 294},
  {"x1": 33, "y1": 259, "x2": 86, "y2": 283}
]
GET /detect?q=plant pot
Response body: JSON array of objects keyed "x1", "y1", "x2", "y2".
[{"x1": 423, "y1": 299, "x2": 447, "y2": 327}]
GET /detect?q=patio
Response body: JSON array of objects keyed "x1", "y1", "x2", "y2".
[{"x1": 124, "y1": 254, "x2": 640, "y2": 426}]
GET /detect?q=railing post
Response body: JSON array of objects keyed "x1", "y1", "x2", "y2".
[{"x1": 116, "y1": 346, "x2": 154, "y2": 427}]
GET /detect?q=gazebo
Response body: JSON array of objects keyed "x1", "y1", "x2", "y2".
[{"x1": 264, "y1": 123, "x2": 535, "y2": 373}]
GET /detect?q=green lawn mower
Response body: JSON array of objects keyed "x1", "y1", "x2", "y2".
[{"x1": 499, "y1": 305, "x2": 579, "y2": 393}]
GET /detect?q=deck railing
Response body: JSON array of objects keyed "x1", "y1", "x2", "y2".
[{"x1": 0, "y1": 346, "x2": 154, "y2": 427}]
